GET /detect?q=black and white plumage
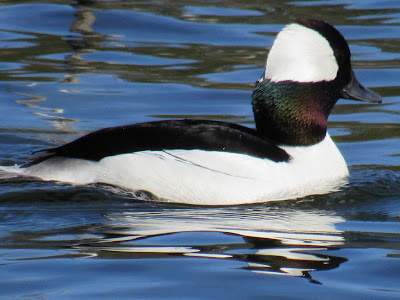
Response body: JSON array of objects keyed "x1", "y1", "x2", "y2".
[
  {"x1": 4, "y1": 19, "x2": 382, "y2": 205},
  {"x1": 24, "y1": 119, "x2": 291, "y2": 166}
]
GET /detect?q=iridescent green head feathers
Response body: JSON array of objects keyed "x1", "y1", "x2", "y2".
[{"x1": 252, "y1": 19, "x2": 382, "y2": 146}]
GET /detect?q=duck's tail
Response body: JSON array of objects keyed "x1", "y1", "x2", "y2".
[
  {"x1": 0, "y1": 146, "x2": 57, "y2": 179},
  {"x1": 20, "y1": 148, "x2": 57, "y2": 168},
  {"x1": 0, "y1": 164, "x2": 24, "y2": 179}
]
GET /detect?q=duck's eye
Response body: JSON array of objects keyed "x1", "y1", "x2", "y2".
[{"x1": 256, "y1": 72, "x2": 265, "y2": 85}]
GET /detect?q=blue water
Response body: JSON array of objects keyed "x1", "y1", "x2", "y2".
[{"x1": 0, "y1": 0, "x2": 399, "y2": 298}]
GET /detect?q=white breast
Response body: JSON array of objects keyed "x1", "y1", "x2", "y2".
[{"x1": 19, "y1": 134, "x2": 349, "y2": 205}]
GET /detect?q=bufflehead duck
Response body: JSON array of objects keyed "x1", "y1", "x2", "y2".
[{"x1": 14, "y1": 19, "x2": 382, "y2": 205}]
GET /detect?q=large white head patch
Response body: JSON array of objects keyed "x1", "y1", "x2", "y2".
[{"x1": 264, "y1": 23, "x2": 339, "y2": 83}]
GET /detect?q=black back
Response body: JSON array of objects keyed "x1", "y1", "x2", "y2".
[{"x1": 25, "y1": 119, "x2": 291, "y2": 166}]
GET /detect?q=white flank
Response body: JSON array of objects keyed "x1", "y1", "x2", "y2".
[
  {"x1": 12, "y1": 133, "x2": 349, "y2": 205},
  {"x1": 265, "y1": 23, "x2": 339, "y2": 83}
]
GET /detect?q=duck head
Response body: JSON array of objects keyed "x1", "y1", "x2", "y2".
[{"x1": 252, "y1": 19, "x2": 382, "y2": 146}]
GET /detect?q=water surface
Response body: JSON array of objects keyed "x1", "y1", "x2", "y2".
[{"x1": 0, "y1": 0, "x2": 399, "y2": 298}]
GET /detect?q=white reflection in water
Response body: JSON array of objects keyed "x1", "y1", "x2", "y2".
[
  {"x1": 107, "y1": 208, "x2": 344, "y2": 246},
  {"x1": 75, "y1": 207, "x2": 347, "y2": 283}
]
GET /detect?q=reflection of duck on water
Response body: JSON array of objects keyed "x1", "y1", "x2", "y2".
[{"x1": 74, "y1": 206, "x2": 347, "y2": 284}]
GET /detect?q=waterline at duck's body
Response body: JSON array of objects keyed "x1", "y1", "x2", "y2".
[
  {"x1": 2, "y1": 19, "x2": 381, "y2": 205},
  {"x1": 21, "y1": 134, "x2": 348, "y2": 205}
]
